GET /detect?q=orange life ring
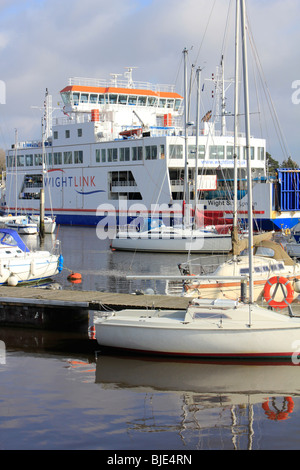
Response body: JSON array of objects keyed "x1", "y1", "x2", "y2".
[
  {"x1": 263, "y1": 276, "x2": 294, "y2": 309},
  {"x1": 262, "y1": 397, "x2": 294, "y2": 421}
]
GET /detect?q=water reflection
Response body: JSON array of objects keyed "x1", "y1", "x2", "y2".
[
  {"x1": 2, "y1": 322, "x2": 300, "y2": 450},
  {"x1": 94, "y1": 354, "x2": 300, "y2": 450},
  {"x1": 23, "y1": 226, "x2": 189, "y2": 294}
]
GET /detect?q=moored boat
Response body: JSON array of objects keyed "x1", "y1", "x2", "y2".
[
  {"x1": 176, "y1": 238, "x2": 300, "y2": 301},
  {"x1": 0, "y1": 228, "x2": 63, "y2": 285}
]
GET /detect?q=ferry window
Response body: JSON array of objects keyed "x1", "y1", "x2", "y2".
[
  {"x1": 61, "y1": 92, "x2": 71, "y2": 105},
  {"x1": 158, "y1": 99, "x2": 166, "y2": 108},
  {"x1": 118, "y1": 95, "x2": 128, "y2": 105},
  {"x1": 26, "y1": 154, "x2": 33, "y2": 166},
  {"x1": 120, "y1": 147, "x2": 130, "y2": 161},
  {"x1": 7, "y1": 155, "x2": 13, "y2": 167},
  {"x1": 174, "y1": 99, "x2": 181, "y2": 111},
  {"x1": 98, "y1": 94, "x2": 106, "y2": 104},
  {"x1": 96, "y1": 149, "x2": 100, "y2": 163},
  {"x1": 167, "y1": 99, "x2": 174, "y2": 109},
  {"x1": 242, "y1": 147, "x2": 255, "y2": 160},
  {"x1": 145, "y1": 146, "x2": 157, "y2": 160},
  {"x1": 188, "y1": 145, "x2": 196, "y2": 159},
  {"x1": 132, "y1": 146, "x2": 143, "y2": 161},
  {"x1": 138, "y1": 96, "x2": 147, "y2": 106},
  {"x1": 64, "y1": 151, "x2": 72, "y2": 164},
  {"x1": 72, "y1": 93, "x2": 79, "y2": 105},
  {"x1": 90, "y1": 94, "x2": 98, "y2": 103},
  {"x1": 17, "y1": 155, "x2": 24, "y2": 167},
  {"x1": 169, "y1": 144, "x2": 183, "y2": 159},
  {"x1": 54, "y1": 152, "x2": 62, "y2": 165},
  {"x1": 108, "y1": 148, "x2": 118, "y2": 162},
  {"x1": 226, "y1": 146, "x2": 234, "y2": 159},
  {"x1": 160, "y1": 144, "x2": 165, "y2": 159},
  {"x1": 109, "y1": 94, "x2": 118, "y2": 104},
  {"x1": 47, "y1": 153, "x2": 52, "y2": 166},
  {"x1": 258, "y1": 147, "x2": 264, "y2": 160},
  {"x1": 65, "y1": 130, "x2": 70, "y2": 139},
  {"x1": 53, "y1": 131, "x2": 58, "y2": 140},
  {"x1": 80, "y1": 94, "x2": 88, "y2": 103},
  {"x1": 101, "y1": 149, "x2": 106, "y2": 162},
  {"x1": 148, "y1": 97, "x2": 157, "y2": 107},
  {"x1": 128, "y1": 95, "x2": 137, "y2": 105},
  {"x1": 77, "y1": 128, "x2": 82, "y2": 137},
  {"x1": 209, "y1": 145, "x2": 224, "y2": 159},
  {"x1": 198, "y1": 145, "x2": 205, "y2": 158},
  {"x1": 74, "y1": 150, "x2": 83, "y2": 164},
  {"x1": 34, "y1": 154, "x2": 42, "y2": 165}
]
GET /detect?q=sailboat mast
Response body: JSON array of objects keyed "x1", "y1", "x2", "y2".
[
  {"x1": 39, "y1": 90, "x2": 47, "y2": 239},
  {"x1": 13, "y1": 129, "x2": 18, "y2": 216},
  {"x1": 194, "y1": 67, "x2": 201, "y2": 227},
  {"x1": 240, "y1": 0, "x2": 254, "y2": 302},
  {"x1": 233, "y1": 0, "x2": 240, "y2": 232},
  {"x1": 232, "y1": 0, "x2": 240, "y2": 256},
  {"x1": 183, "y1": 48, "x2": 189, "y2": 210}
]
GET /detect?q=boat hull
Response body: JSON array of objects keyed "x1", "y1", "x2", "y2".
[
  {"x1": 112, "y1": 232, "x2": 232, "y2": 253},
  {"x1": 182, "y1": 274, "x2": 300, "y2": 301},
  {"x1": 94, "y1": 306, "x2": 300, "y2": 360},
  {"x1": 0, "y1": 253, "x2": 62, "y2": 285}
]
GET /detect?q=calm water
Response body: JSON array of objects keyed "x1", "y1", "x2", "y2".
[{"x1": 1, "y1": 226, "x2": 300, "y2": 451}]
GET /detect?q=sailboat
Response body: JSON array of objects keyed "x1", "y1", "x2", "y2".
[
  {"x1": 30, "y1": 89, "x2": 56, "y2": 235},
  {"x1": 94, "y1": 0, "x2": 300, "y2": 359},
  {"x1": 2, "y1": 130, "x2": 39, "y2": 234},
  {"x1": 175, "y1": 235, "x2": 300, "y2": 302},
  {"x1": 111, "y1": 51, "x2": 232, "y2": 254}
]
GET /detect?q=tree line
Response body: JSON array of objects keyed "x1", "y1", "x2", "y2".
[{"x1": 267, "y1": 152, "x2": 299, "y2": 176}]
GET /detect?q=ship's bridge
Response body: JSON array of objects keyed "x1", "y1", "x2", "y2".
[{"x1": 60, "y1": 75, "x2": 183, "y2": 126}]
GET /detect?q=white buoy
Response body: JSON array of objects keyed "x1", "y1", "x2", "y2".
[{"x1": 7, "y1": 275, "x2": 18, "y2": 286}]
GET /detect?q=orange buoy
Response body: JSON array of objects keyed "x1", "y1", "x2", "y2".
[
  {"x1": 67, "y1": 272, "x2": 82, "y2": 281},
  {"x1": 263, "y1": 276, "x2": 294, "y2": 309}
]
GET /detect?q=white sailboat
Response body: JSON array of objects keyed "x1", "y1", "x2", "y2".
[
  {"x1": 3, "y1": 130, "x2": 39, "y2": 234},
  {"x1": 111, "y1": 51, "x2": 232, "y2": 254},
  {"x1": 176, "y1": 236, "x2": 300, "y2": 302},
  {"x1": 94, "y1": 0, "x2": 300, "y2": 360},
  {"x1": 4, "y1": 215, "x2": 38, "y2": 235},
  {"x1": 0, "y1": 227, "x2": 63, "y2": 286}
]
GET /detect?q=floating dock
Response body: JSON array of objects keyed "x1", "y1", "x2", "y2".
[
  {"x1": 0, "y1": 286, "x2": 299, "y2": 331},
  {"x1": 0, "y1": 286, "x2": 190, "y2": 331}
]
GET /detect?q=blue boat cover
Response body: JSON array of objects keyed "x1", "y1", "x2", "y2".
[{"x1": 0, "y1": 228, "x2": 30, "y2": 252}]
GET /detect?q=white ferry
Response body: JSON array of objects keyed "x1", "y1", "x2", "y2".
[{"x1": 3, "y1": 67, "x2": 300, "y2": 231}]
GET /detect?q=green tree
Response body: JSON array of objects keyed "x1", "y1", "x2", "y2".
[
  {"x1": 266, "y1": 152, "x2": 279, "y2": 175},
  {"x1": 280, "y1": 156, "x2": 299, "y2": 169}
]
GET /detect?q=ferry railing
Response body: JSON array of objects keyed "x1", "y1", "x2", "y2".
[
  {"x1": 111, "y1": 181, "x2": 137, "y2": 187},
  {"x1": 68, "y1": 77, "x2": 176, "y2": 93}
]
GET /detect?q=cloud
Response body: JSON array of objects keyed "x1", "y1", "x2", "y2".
[{"x1": 0, "y1": 0, "x2": 299, "y2": 163}]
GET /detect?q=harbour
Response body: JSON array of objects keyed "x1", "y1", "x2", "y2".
[{"x1": 1, "y1": 225, "x2": 300, "y2": 451}]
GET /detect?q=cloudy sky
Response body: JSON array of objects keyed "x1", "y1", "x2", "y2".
[{"x1": 0, "y1": 0, "x2": 299, "y2": 164}]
